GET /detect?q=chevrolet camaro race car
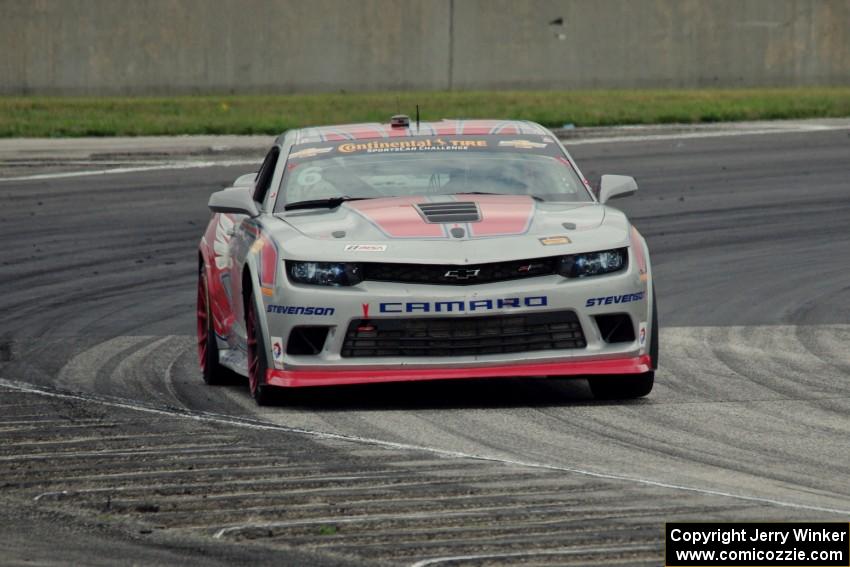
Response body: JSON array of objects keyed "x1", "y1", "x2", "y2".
[{"x1": 197, "y1": 117, "x2": 657, "y2": 405}]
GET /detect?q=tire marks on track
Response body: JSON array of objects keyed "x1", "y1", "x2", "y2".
[
  {"x1": 0, "y1": 381, "x2": 844, "y2": 567},
  {"x1": 23, "y1": 320, "x2": 850, "y2": 519}
]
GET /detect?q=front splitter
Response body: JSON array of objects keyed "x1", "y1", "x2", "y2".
[{"x1": 266, "y1": 355, "x2": 652, "y2": 387}]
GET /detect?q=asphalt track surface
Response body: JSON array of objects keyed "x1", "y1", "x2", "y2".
[{"x1": 1, "y1": 126, "x2": 849, "y2": 566}]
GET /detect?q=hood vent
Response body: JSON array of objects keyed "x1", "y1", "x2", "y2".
[{"x1": 415, "y1": 202, "x2": 480, "y2": 223}]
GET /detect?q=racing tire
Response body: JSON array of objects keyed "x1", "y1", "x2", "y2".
[
  {"x1": 648, "y1": 284, "x2": 659, "y2": 371},
  {"x1": 197, "y1": 266, "x2": 229, "y2": 385},
  {"x1": 589, "y1": 286, "x2": 658, "y2": 400},
  {"x1": 245, "y1": 287, "x2": 274, "y2": 406}
]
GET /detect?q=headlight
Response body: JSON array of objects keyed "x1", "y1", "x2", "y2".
[
  {"x1": 287, "y1": 261, "x2": 363, "y2": 286},
  {"x1": 557, "y1": 248, "x2": 627, "y2": 278}
]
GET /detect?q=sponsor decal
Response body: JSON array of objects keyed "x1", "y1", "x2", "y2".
[
  {"x1": 271, "y1": 336, "x2": 285, "y2": 369},
  {"x1": 498, "y1": 139, "x2": 548, "y2": 149},
  {"x1": 267, "y1": 305, "x2": 336, "y2": 316},
  {"x1": 539, "y1": 235, "x2": 571, "y2": 246},
  {"x1": 585, "y1": 292, "x2": 645, "y2": 308},
  {"x1": 376, "y1": 295, "x2": 547, "y2": 314},
  {"x1": 344, "y1": 244, "x2": 387, "y2": 252},
  {"x1": 338, "y1": 138, "x2": 488, "y2": 154},
  {"x1": 639, "y1": 322, "x2": 647, "y2": 349},
  {"x1": 288, "y1": 147, "x2": 333, "y2": 160},
  {"x1": 260, "y1": 286, "x2": 274, "y2": 297}
]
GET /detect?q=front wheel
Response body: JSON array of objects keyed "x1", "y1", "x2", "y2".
[
  {"x1": 245, "y1": 288, "x2": 275, "y2": 406},
  {"x1": 197, "y1": 267, "x2": 229, "y2": 385}
]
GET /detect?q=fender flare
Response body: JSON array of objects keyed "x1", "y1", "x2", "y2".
[
  {"x1": 242, "y1": 256, "x2": 274, "y2": 372},
  {"x1": 198, "y1": 240, "x2": 221, "y2": 339},
  {"x1": 630, "y1": 225, "x2": 657, "y2": 367}
]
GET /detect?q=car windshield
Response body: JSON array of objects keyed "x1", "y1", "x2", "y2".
[{"x1": 275, "y1": 137, "x2": 592, "y2": 212}]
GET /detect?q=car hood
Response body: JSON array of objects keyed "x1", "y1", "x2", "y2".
[{"x1": 273, "y1": 195, "x2": 630, "y2": 264}]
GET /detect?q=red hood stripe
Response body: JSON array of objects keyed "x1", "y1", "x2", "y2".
[
  {"x1": 467, "y1": 195, "x2": 535, "y2": 237},
  {"x1": 347, "y1": 197, "x2": 445, "y2": 238},
  {"x1": 348, "y1": 195, "x2": 535, "y2": 239}
]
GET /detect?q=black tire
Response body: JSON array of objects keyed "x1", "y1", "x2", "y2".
[
  {"x1": 245, "y1": 286, "x2": 274, "y2": 406},
  {"x1": 589, "y1": 285, "x2": 658, "y2": 400},
  {"x1": 197, "y1": 267, "x2": 229, "y2": 385},
  {"x1": 649, "y1": 284, "x2": 659, "y2": 370}
]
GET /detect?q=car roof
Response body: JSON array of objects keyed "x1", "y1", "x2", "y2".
[{"x1": 290, "y1": 119, "x2": 551, "y2": 145}]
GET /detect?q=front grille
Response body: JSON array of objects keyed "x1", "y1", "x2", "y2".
[
  {"x1": 341, "y1": 311, "x2": 586, "y2": 358},
  {"x1": 361, "y1": 257, "x2": 558, "y2": 285},
  {"x1": 416, "y1": 201, "x2": 480, "y2": 223}
]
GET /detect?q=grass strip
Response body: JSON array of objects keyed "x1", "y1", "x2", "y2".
[{"x1": 2, "y1": 87, "x2": 849, "y2": 137}]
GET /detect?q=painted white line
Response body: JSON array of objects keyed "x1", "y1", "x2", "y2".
[
  {"x1": 214, "y1": 502, "x2": 563, "y2": 539},
  {"x1": 408, "y1": 544, "x2": 659, "y2": 567},
  {"x1": 0, "y1": 159, "x2": 259, "y2": 182},
  {"x1": 2, "y1": 377, "x2": 848, "y2": 517},
  {"x1": 1, "y1": 445, "x2": 249, "y2": 463},
  {"x1": 33, "y1": 490, "x2": 70, "y2": 502},
  {"x1": 563, "y1": 124, "x2": 848, "y2": 146},
  {"x1": 31, "y1": 472, "x2": 392, "y2": 502}
]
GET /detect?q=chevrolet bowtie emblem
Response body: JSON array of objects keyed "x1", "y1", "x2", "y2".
[{"x1": 443, "y1": 269, "x2": 481, "y2": 280}]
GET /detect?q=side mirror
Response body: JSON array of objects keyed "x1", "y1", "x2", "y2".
[
  {"x1": 233, "y1": 173, "x2": 257, "y2": 187},
  {"x1": 599, "y1": 175, "x2": 638, "y2": 204},
  {"x1": 208, "y1": 187, "x2": 259, "y2": 217}
]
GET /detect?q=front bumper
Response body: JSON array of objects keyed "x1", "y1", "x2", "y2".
[
  {"x1": 259, "y1": 246, "x2": 652, "y2": 384},
  {"x1": 266, "y1": 354, "x2": 652, "y2": 387}
]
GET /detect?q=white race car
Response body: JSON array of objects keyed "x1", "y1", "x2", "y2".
[{"x1": 198, "y1": 117, "x2": 657, "y2": 404}]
